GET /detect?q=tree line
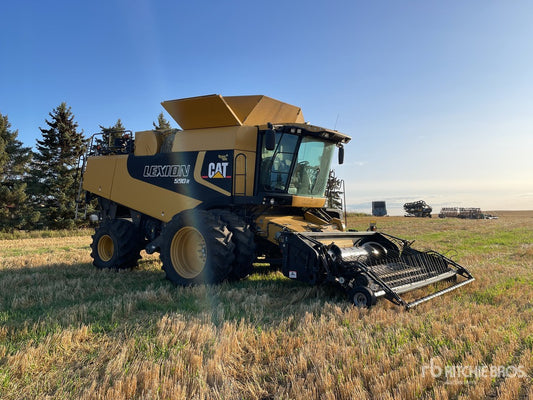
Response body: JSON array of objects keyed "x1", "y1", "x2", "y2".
[{"x1": 0, "y1": 103, "x2": 171, "y2": 232}]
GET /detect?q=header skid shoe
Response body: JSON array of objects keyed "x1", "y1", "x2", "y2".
[{"x1": 279, "y1": 231, "x2": 474, "y2": 309}]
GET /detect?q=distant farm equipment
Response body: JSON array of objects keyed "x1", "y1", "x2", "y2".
[
  {"x1": 438, "y1": 207, "x2": 497, "y2": 219},
  {"x1": 372, "y1": 201, "x2": 387, "y2": 217},
  {"x1": 404, "y1": 200, "x2": 432, "y2": 218}
]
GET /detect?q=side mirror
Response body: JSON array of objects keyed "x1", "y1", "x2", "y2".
[
  {"x1": 265, "y1": 130, "x2": 276, "y2": 151},
  {"x1": 338, "y1": 145, "x2": 344, "y2": 165}
]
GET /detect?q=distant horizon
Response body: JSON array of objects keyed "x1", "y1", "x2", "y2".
[{"x1": 345, "y1": 203, "x2": 532, "y2": 217}]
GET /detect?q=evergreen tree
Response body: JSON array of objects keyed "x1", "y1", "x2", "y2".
[
  {"x1": 0, "y1": 113, "x2": 35, "y2": 230},
  {"x1": 28, "y1": 103, "x2": 85, "y2": 229},
  {"x1": 325, "y1": 169, "x2": 344, "y2": 210},
  {"x1": 99, "y1": 119, "x2": 126, "y2": 148},
  {"x1": 153, "y1": 112, "x2": 171, "y2": 132}
]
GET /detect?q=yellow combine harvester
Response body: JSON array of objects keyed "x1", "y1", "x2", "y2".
[{"x1": 79, "y1": 94, "x2": 473, "y2": 308}]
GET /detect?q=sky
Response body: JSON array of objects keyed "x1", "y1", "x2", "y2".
[{"x1": 1, "y1": 0, "x2": 532, "y2": 215}]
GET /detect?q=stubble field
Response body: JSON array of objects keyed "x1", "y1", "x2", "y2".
[{"x1": 0, "y1": 212, "x2": 532, "y2": 399}]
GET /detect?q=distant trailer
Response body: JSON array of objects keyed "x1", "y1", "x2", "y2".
[
  {"x1": 438, "y1": 207, "x2": 459, "y2": 218},
  {"x1": 372, "y1": 201, "x2": 387, "y2": 216},
  {"x1": 458, "y1": 208, "x2": 483, "y2": 219},
  {"x1": 438, "y1": 207, "x2": 485, "y2": 219}
]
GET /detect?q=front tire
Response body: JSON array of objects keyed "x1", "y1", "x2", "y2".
[
  {"x1": 212, "y1": 210, "x2": 256, "y2": 281},
  {"x1": 90, "y1": 219, "x2": 144, "y2": 269},
  {"x1": 159, "y1": 210, "x2": 235, "y2": 285}
]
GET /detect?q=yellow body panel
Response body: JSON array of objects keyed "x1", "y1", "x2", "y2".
[
  {"x1": 162, "y1": 95, "x2": 241, "y2": 129},
  {"x1": 134, "y1": 130, "x2": 163, "y2": 156},
  {"x1": 223, "y1": 95, "x2": 263, "y2": 123},
  {"x1": 303, "y1": 211, "x2": 329, "y2": 225},
  {"x1": 255, "y1": 214, "x2": 352, "y2": 247},
  {"x1": 225, "y1": 95, "x2": 304, "y2": 126},
  {"x1": 111, "y1": 157, "x2": 202, "y2": 222},
  {"x1": 170, "y1": 125, "x2": 257, "y2": 153},
  {"x1": 83, "y1": 156, "x2": 117, "y2": 198},
  {"x1": 83, "y1": 155, "x2": 202, "y2": 222},
  {"x1": 255, "y1": 215, "x2": 314, "y2": 243},
  {"x1": 162, "y1": 94, "x2": 304, "y2": 130},
  {"x1": 292, "y1": 196, "x2": 326, "y2": 208}
]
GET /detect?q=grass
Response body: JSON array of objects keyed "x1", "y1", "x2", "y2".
[
  {"x1": 0, "y1": 228, "x2": 93, "y2": 240},
  {"x1": 0, "y1": 212, "x2": 532, "y2": 399}
]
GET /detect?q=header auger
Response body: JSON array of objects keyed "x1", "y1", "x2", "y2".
[{"x1": 79, "y1": 94, "x2": 474, "y2": 308}]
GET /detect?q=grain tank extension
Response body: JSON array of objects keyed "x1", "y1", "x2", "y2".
[{"x1": 79, "y1": 94, "x2": 474, "y2": 308}]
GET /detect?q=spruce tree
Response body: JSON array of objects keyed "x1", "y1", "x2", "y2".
[
  {"x1": 29, "y1": 103, "x2": 85, "y2": 229},
  {"x1": 153, "y1": 112, "x2": 171, "y2": 131},
  {"x1": 99, "y1": 119, "x2": 126, "y2": 149},
  {"x1": 0, "y1": 113, "x2": 35, "y2": 230}
]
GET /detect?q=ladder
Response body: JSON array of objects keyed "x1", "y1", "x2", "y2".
[{"x1": 74, "y1": 143, "x2": 90, "y2": 220}]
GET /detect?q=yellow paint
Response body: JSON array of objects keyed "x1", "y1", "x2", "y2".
[
  {"x1": 226, "y1": 95, "x2": 304, "y2": 126},
  {"x1": 84, "y1": 155, "x2": 202, "y2": 222},
  {"x1": 82, "y1": 156, "x2": 117, "y2": 198},
  {"x1": 161, "y1": 94, "x2": 304, "y2": 130},
  {"x1": 134, "y1": 131, "x2": 163, "y2": 156},
  {"x1": 303, "y1": 211, "x2": 329, "y2": 225},
  {"x1": 169, "y1": 125, "x2": 258, "y2": 153},
  {"x1": 292, "y1": 196, "x2": 326, "y2": 208},
  {"x1": 233, "y1": 150, "x2": 256, "y2": 196},
  {"x1": 255, "y1": 214, "x2": 352, "y2": 246}
]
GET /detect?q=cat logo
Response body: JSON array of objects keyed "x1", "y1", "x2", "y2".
[{"x1": 207, "y1": 162, "x2": 230, "y2": 179}]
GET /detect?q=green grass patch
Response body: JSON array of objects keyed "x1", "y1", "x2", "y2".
[
  {"x1": 472, "y1": 275, "x2": 533, "y2": 305},
  {"x1": 0, "y1": 228, "x2": 93, "y2": 240},
  {"x1": 0, "y1": 244, "x2": 89, "y2": 257}
]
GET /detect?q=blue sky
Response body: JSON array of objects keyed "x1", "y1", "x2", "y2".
[{"x1": 1, "y1": 0, "x2": 532, "y2": 214}]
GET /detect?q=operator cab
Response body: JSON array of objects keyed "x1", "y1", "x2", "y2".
[{"x1": 257, "y1": 124, "x2": 349, "y2": 200}]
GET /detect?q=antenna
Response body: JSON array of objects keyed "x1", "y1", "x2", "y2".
[{"x1": 334, "y1": 114, "x2": 340, "y2": 130}]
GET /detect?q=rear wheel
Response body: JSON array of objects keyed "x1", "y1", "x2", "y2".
[
  {"x1": 91, "y1": 219, "x2": 144, "y2": 269},
  {"x1": 212, "y1": 210, "x2": 256, "y2": 281},
  {"x1": 159, "y1": 210, "x2": 235, "y2": 285}
]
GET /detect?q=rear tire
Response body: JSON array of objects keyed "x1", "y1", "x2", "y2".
[
  {"x1": 213, "y1": 210, "x2": 256, "y2": 281},
  {"x1": 91, "y1": 219, "x2": 143, "y2": 269},
  {"x1": 159, "y1": 210, "x2": 235, "y2": 285}
]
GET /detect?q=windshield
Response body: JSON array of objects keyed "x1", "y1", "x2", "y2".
[
  {"x1": 259, "y1": 132, "x2": 335, "y2": 197},
  {"x1": 288, "y1": 136, "x2": 334, "y2": 196}
]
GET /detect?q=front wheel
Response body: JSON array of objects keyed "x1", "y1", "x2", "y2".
[
  {"x1": 212, "y1": 210, "x2": 255, "y2": 281},
  {"x1": 159, "y1": 210, "x2": 235, "y2": 286}
]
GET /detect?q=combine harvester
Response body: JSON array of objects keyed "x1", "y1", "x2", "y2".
[{"x1": 77, "y1": 94, "x2": 474, "y2": 309}]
